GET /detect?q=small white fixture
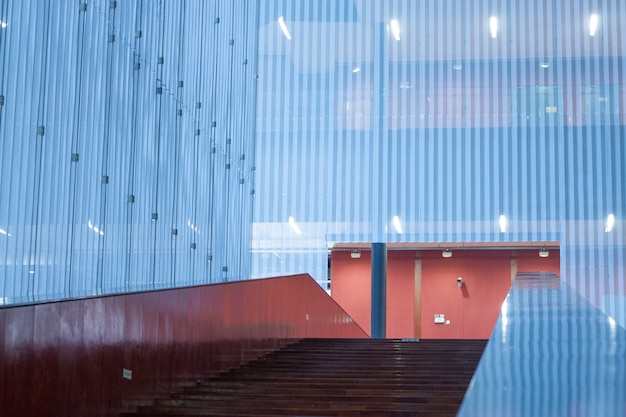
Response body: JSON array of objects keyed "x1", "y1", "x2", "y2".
[
  {"x1": 589, "y1": 14, "x2": 599, "y2": 37},
  {"x1": 457, "y1": 277, "x2": 463, "y2": 287},
  {"x1": 489, "y1": 16, "x2": 498, "y2": 38},
  {"x1": 278, "y1": 16, "x2": 292, "y2": 40},
  {"x1": 499, "y1": 214, "x2": 507, "y2": 233},
  {"x1": 350, "y1": 250, "x2": 361, "y2": 259},
  {"x1": 288, "y1": 216, "x2": 302, "y2": 235},
  {"x1": 539, "y1": 248, "x2": 550, "y2": 258},
  {"x1": 390, "y1": 19, "x2": 400, "y2": 41},
  {"x1": 442, "y1": 249, "x2": 452, "y2": 258},
  {"x1": 392, "y1": 215, "x2": 403, "y2": 234},
  {"x1": 605, "y1": 213, "x2": 615, "y2": 232}
]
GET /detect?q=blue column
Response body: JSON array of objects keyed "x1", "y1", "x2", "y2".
[{"x1": 371, "y1": 242, "x2": 387, "y2": 338}]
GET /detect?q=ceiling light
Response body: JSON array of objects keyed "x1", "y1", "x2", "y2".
[
  {"x1": 539, "y1": 248, "x2": 549, "y2": 258},
  {"x1": 392, "y1": 216, "x2": 403, "y2": 234},
  {"x1": 288, "y1": 216, "x2": 302, "y2": 235},
  {"x1": 442, "y1": 249, "x2": 452, "y2": 258},
  {"x1": 350, "y1": 250, "x2": 361, "y2": 259},
  {"x1": 352, "y1": 66, "x2": 361, "y2": 73},
  {"x1": 499, "y1": 215, "x2": 507, "y2": 233},
  {"x1": 278, "y1": 16, "x2": 292, "y2": 40},
  {"x1": 489, "y1": 16, "x2": 498, "y2": 38},
  {"x1": 390, "y1": 19, "x2": 400, "y2": 41},
  {"x1": 589, "y1": 14, "x2": 599, "y2": 36},
  {"x1": 605, "y1": 213, "x2": 615, "y2": 232}
]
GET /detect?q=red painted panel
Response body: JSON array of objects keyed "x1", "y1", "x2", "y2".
[
  {"x1": 421, "y1": 250, "x2": 512, "y2": 339},
  {"x1": 386, "y1": 251, "x2": 416, "y2": 338},
  {"x1": 516, "y1": 249, "x2": 560, "y2": 276},
  {"x1": 330, "y1": 250, "x2": 416, "y2": 338},
  {"x1": 0, "y1": 274, "x2": 366, "y2": 417},
  {"x1": 330, "y1": 251, "x2": 373, "y2": 334}
]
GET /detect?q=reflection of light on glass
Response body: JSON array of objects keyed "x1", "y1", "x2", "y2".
[
  {"x1": 489, "y1": 16, "x2": 498, "y2": 38},
  {"x1": 0, "y1": 21, "x2": 7, "y2": 29},
  {"x1": 288, "y1": 216, "x2": 302, "y2": 235},
  {"x1": 392, "y1": 216, "x2": 403, "y2": 234},
  {"x1": 499, "y1": 214, "x2": 507, "y2": 232},
  {"x1": 278, "y1": 16, "x2": 292, "y2": 40},
  {"x1": 501, "y1": 298, "x2": 509, "y2": 343},
  {"x1": 390, "y1": 19, "x2": 400, "y2": 41},
  {"x1": 0, "y1": 228, "x2": 11, "y2": 237},
  {"x1": 352, "y1": 67, "x2": 360, "y2": 73},
  {"x1": 88, "y1": 220, "x2": 104, "y2": 236},
  {"x1": 605, "y1": 213, "x2": 615, "y2": 232},
  {"x1": 589, "y1": 14, "x2": 599, "y2": 36}
]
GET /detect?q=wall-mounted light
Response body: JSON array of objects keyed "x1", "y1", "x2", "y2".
[
  {"x1": 539, "y1": 248, "x2": 550, "y2": 258},
  {"x1": 392, "y1": 215, "x2": 403, "y2": 234},
  {"x1": 288, "y1": 216, "x2": 302, "y2": 235},
  {"x1": 605, "y1": 213, "x2": 615, "y2": 232},
  {"x1": 489, "y1": 16, "x2": 498, "y2": 38},
  {"x1": 457, "y1": 277, "x2": 464, "y2": 287},
  {"x1": 278, "y1": 16, "x2": 292, "y2": 40},
  {"x1": 442, "y1": 249, "x2": 452, "y2": 258},
  {"x1": 589, "y1": 14, "x2": 599, "y2": 37},
  {"x1": 350, "y1": 250, "x2": 361, "y2": 259},
  {"x1": 390, "y1": 19, "x2": 400, "y2": 41},
  {"x1": 499, "y1": 215, "x2": 507, "y2": 233}
]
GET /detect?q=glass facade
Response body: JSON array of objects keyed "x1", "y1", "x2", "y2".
[{"x1": 0, "y1": 1, "x2": 624, "y2": 324}]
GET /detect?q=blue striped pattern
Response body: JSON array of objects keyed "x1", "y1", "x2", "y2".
[
  {"x1": 0, "y1": 0, "x2": 257, "y2": 304},
  {"x1": 252, "y1": 0, "x2": 625, "y2": 317}
]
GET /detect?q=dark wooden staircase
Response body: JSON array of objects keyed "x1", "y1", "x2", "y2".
[{"x1": 120, "y1": 338, "x2": 487, "y2": 417}]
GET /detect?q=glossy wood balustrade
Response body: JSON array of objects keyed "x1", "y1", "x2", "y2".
[
  {"x1": 120, "y1": 338, "x2": 487, "y2": 417},
  {"x1": 458, "y1": 273, "x2": 626, "y2": 416},
  {"x1": 0, "y1": 274, "x2": 367, "y2": 417}
]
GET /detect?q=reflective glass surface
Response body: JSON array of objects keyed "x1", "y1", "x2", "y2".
[{"x1": 458, "y1": 273, "x2": 626, "y2": 417}]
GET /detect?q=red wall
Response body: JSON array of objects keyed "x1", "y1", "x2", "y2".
[
  {"x1": 331, "y1": 248, "x2": 561, "y2": 340},
  {"x1": 330, "y1": 250, "x2": 416, "y2": 338},
  {"x1": 420, "y1": 250, "x2": 511, "y2": 339},
  {"x1": 0, "y1": 274, "x2": 367, "y2": 417},
  {"x1": 516, "y1": 249, "x2": 560, "y2": 275}
]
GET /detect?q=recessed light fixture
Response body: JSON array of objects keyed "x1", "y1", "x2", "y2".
[
  {"x1": 442, "y1": 249, "x2": 452, "y2": 258},
  {"x1": 499, "y1": 215, "x2": 507, "y2": 233},
  {"x1": 489, "y1": 16, "x2": 498, "y2": 38},
  {"x1": 605, "y1": 213, "x2": 615, "y2": 232},
  {"x1": 589, "y1": 14, "x2": 599, "y2": 37},
  {"x1": 288, "y1": 216, "x2": 302, "y2": 235},
  {"x1": 392, "y1": 216, "x2": 403, "y2": 234},
  {"x1": 278, "y1": 16, "x2": 292, "y2": 40},
  {"x1": 390, "y1": 19, "x2": 400, "y2": 41}
]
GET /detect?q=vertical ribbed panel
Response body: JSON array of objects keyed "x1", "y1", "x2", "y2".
[
  {"x1": 0, "y1": 0, "x2": 257, "y2": 304},
  {"x1": 252, "y1": 0, "x2": 625, "y2": 318}
]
